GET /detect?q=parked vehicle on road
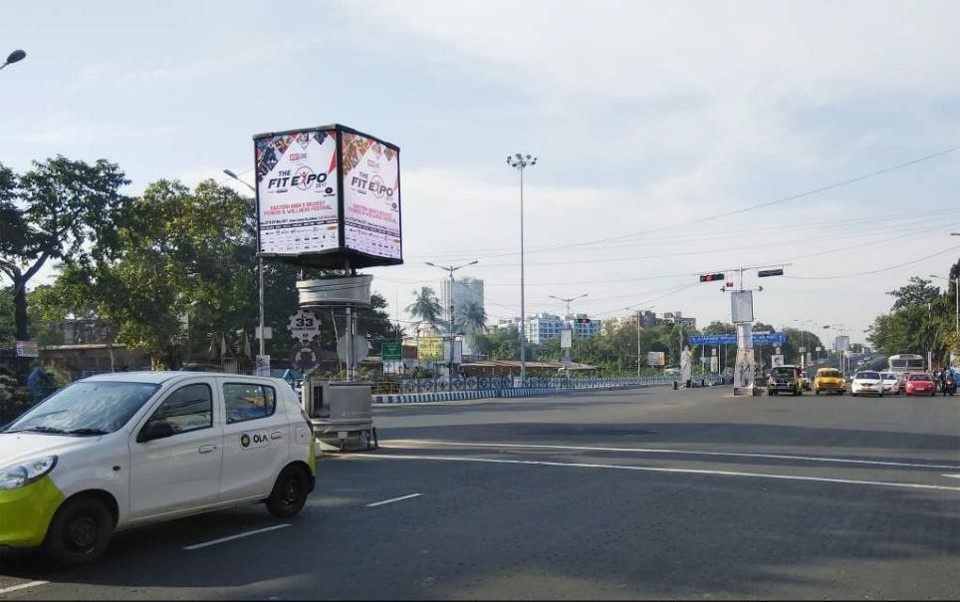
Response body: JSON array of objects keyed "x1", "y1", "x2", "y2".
[
  {"x1": 0, "y1": 372, "x2": 316, "y2": 566},
  {"x1": 814, "y1": 368, "x2": 845, "y2": 395},
  {"x1": 904, "y1": 372, "x2": 936, "y2": 396},
  {"x1": 850, "y1": 371, "x2": 883, "y2": 397},
  {"x1": 767, "y1": 365, "x2": 803, "y2": 396}
]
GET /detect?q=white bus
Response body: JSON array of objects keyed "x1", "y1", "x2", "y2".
[{"x1": 887, "y1": 354, "x2": 925, "y2": 373}]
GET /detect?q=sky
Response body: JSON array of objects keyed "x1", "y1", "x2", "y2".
[{"x1": 3, "y1": 0, "x2": 960, "y2": 346}]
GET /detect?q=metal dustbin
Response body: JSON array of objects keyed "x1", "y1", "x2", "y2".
[{"x1": 302, "y1": 380, "x2": 378, "y2": 452}]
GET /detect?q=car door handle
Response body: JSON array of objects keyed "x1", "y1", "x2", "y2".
[
  {"x1": 271, "y1": 431, "x2": 283, "y2": 440},
  {"x1": 198, "y1": 444, "x2": 217, "y2": 454}
]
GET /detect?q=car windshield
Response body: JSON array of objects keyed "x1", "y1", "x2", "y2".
[
  {"x1": 5, "y1": 381, "x2": 160, "y2": 435},
  {"x1": 771, "y1": 368, "x2": 795, "y2": 377},
  {"x1": 819, "y1": 370, "x2": 841, "y2": 378},
  {"x1": 881, "y1": 374, "x2": 898, "y2": 380},
  {"x1": 856, "y1": 372, "x2": 880, "y2": 380},
  {"x1": 909, "y1": 374, "x2": 932, "y2": 382}
]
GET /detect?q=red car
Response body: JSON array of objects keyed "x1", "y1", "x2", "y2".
[{"x1": 904, "y1": 373, "x2": 936, "y2": 396}]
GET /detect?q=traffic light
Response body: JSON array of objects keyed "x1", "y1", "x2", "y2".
[
  {"x1": 575, "y1": 318, "x2": 591, "y2": 324},
  {"x1": 758, "y1": 268, "x2": 784, "y2": 278},
  {"x1": 699, "y1": 272, "x2": 725, "y2": 283}
]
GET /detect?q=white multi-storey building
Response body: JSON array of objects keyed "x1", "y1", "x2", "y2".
[{"x1": 519, "y1": 312, "x2": 602, "y2": 344}]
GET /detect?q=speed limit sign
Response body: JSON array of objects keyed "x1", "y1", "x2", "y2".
[{"x1": 288, "y1": 310, "x2": 320, "y2": 342}]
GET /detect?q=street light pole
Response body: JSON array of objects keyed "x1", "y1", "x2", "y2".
[
  {"x1": 550, "y1": 293, "x2": 587, "y2": 366},
  {"x1": 507, "y1": 153, "x2": 537, "y2": 382},
  {"x1": 426, "y1": 260, "x2": 479, "y2": 378},
  {"x1": 224, "y1": 169, "x2": 266, "y2": 362}
]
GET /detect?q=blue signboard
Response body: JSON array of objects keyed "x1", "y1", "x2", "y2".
[{"x1": 688, "y1": 332, "x2": 786, "y2": 346}]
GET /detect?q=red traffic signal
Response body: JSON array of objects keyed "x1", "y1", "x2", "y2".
[
  {"x1": 699, "y1": 272, "x2": 725, "y2": 283},
  {"x1": 575, "y1": 318, "x2": 591, "y2": 324}
]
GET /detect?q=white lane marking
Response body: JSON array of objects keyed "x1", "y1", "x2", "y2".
[
  {"x1": 389, "y1": 440, "x2": 960, "y2": 471},
  {"x1": 0, "y1": 581, "x2": 49, "y2": 595},
  {"x1": 357, "y1": 453, "x2": 960, "y2": 493},
  {"x1": 183, "y1": 524, "x2": 290, "y2": 550},
  {"x1": 943, "y1": 474, "x2": 960, "y2": 479},
  {"x1": 367, "y1": 493, "x2": 423, "y2": 507}
]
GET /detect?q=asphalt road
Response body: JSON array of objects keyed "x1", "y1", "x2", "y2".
[{"x1": 2, "y1": 386, "x2": 959, "y2": 600}]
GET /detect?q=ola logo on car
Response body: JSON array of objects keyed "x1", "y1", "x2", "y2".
[{"x1": 241, "y1": 434, "x2": 251, "y2": 448}]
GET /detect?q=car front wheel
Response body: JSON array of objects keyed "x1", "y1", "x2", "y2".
[
  {"x1": 266, "y1": 465, "x2": 310, "y2": 519},
  {"x1": 44, "y1": 496, "x2": 115, "y2": 566}
]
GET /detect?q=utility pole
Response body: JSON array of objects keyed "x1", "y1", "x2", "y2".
[
  {"x1": 550, "y1": 293, "x2": 587, "y2": 365},
  {"x1": 426, "y1": 260, "x2": 479, "y2": 380}
]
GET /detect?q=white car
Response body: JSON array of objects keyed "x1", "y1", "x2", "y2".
[
  {"x1": 0, "y1": 372, "x2": 316, "y2": 565},
  {"x1": 879, "y1": 371, "x2": 901, "y2": 395},
  {"x1": 850, "y1": 370, "x2": 884, "y2": 397}
]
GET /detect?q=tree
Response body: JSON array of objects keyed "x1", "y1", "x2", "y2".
[
  {"x1": 887, "y1": 276, "x2": 940, "y2": 311},
  {"x1": 0, "y1": 157, "x2": 129, "y2": 340},
  {"x1": 36, "y1": 179, "x2": 253, "y2": 368},
  {"x1": 406, "y1": 287, "x2": 442, "y2": 326},
  {"x1": 458, "y1": 301, "x2": 487, "y2": 334}
]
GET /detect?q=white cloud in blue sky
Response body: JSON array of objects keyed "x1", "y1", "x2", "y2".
[{"x1": 3, "y1": 0, "x2": 960, "y2": 342}]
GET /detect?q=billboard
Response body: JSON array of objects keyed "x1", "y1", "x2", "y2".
[
  {"x1": 342, "y1": 132, "x2": 402, "y2": 260},
  {"x1": 646, "y1": 351, "x2": 665, "y2": 367},
  {"x1": 253, "y1": 124, "x2": 402, "y2": 269},
  {"x1": 417, "y1": 337, "x2": 443, "y2": 362},
  {"x1": 255, "y1": 129, "x2": 340, "y2": 255},
  {"x1": 835, "y1": 335, "x2": 850, "y2": 352}
]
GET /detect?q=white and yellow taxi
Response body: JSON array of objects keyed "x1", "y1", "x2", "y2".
[{"x1": 0, "y1": 372, "x2": 316, "y2": 565}]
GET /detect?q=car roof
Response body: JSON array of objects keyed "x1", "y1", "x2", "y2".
[{"x1": 80, "y1": 371, "x2": 289, "y2": 387}]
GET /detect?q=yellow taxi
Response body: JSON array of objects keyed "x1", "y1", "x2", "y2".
[{"x1": 814, "y1": 367, "x2": 845, "y2": 395}]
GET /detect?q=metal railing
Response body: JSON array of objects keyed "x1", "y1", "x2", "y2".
[{"x1": 393, "y1": 374, "x2": 725, "y2": 394}]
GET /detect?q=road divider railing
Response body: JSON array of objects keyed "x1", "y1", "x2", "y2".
[{"x1": 374, "y1": 375, "x2": 726, "y2": 404}]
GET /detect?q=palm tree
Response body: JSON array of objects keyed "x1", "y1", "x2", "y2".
[
  {"x1": 458, "y1": 301, "x2": 487, "y2": 335},
  {"x1": 406, "y1": 287, "x2": 442, "y2": 326}
]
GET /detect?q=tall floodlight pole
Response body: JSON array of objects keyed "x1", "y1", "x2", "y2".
[
  {"x1": 426, "y1": 260, "x2": 479, "y2": 377},
  {"x1": 224, "y1": 169, "x2": 266, "y2": 360},
  {"x1": 0, "y1": 49, "x2": 26, "y2": 71},
  {"x1": 507, "y1": 153, "x2": 537, "y2": 382}
]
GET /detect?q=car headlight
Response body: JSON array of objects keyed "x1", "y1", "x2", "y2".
[{"x1": 0, "y1": 456, "x2": 58, "y2": 490}]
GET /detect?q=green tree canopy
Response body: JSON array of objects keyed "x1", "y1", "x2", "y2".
[{"x1": 0, "y1": 156, "x2": 129, "y2": 340}]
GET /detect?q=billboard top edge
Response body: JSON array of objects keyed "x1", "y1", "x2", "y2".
[{"x1": 252, "y1": 124, "x2": 400, "y2": 150}]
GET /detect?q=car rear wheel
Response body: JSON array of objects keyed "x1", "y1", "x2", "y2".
[
  {"x1": 44, "y1": 496, "x2": 114, "y2": 567},
  {"x1": 266, "y1": 464, "x2": 310, "y2": 519}
]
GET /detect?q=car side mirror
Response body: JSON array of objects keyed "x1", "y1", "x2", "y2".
[{"x1": 137, "y1": 421, "x2": 175, "y2": 442}]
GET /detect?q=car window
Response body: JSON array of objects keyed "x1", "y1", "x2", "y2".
[
  {"x1": 856, "y1": 372, "x2": 880, "y2": 379},
  {"x1": 224, "y1": 383, "x2": 277, "y2": 424},
  {"x1": 145, "y1": 383, "x2": 213, "y2": 435},
  {"x1": 7, "y1": 381, "x2": 160, "y2": 435},
  {"x1": 909, "y1": 374, "x2": 931, "y2": 382},
  {"x1": 819, "y1": 370, "x2": 840, "y2": 378}
]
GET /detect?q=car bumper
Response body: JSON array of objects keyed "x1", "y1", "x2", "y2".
[
  {"x1": 768, "y1": 383, "x2": 798, "y2": 392},
  {"x1": 0, "y1": 476, "x2": 65, "y2": 548}
]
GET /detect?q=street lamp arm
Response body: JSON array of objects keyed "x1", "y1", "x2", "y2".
[{"x1": 223, "y1": 169, "x2": 256, "y2": 193}]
